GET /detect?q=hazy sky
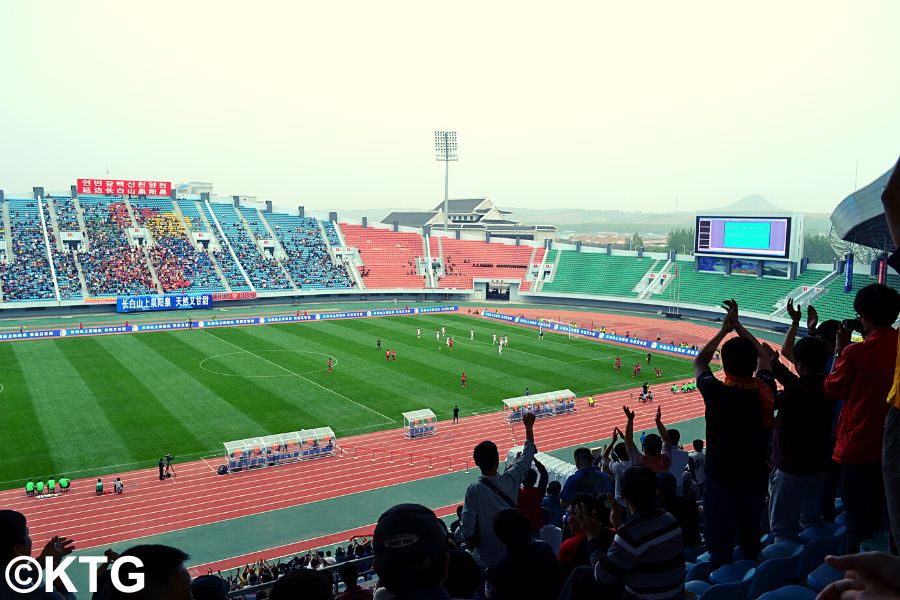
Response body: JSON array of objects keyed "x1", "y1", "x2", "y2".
[{"x1": 1, "y1": 1, "x2": 897, "y2": 214}]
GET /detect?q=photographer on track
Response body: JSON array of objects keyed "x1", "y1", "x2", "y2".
[{"x1": 823, "y1": 280, "x2": 900, "y2": 554}]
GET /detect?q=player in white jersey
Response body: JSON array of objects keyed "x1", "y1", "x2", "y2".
[
  {"x1": 436, "y1": 330, "x2": 440, "y2": 342},
  {"x1": 441, "y1": 326, "x2": 446, "y2": 336},
  {"x1": 416, "y1": 327, "x2": 421, "y2": 339},
  {"x1": 492, "y1": 333, "x2": 497, "y2": 345},
  {"x1": 498, "y1": 343, "x2": 503, "y2": 356},
  {"x1": 470, "y1": 329, "x2": 474, "y2": 340}
]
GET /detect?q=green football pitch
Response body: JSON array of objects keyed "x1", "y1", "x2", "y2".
[{"x1": 0, "y1": 312, "x2": 698, "y2": 488}]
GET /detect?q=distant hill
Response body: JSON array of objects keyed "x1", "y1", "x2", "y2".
[{"x1": 299, "y1": 197, "x2": 832, "y2": 237}]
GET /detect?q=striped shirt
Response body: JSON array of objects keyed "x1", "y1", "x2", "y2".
[{"x1": 591, "y1": 508, "x2": 685, "y2": 600}]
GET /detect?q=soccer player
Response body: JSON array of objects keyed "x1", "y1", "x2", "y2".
[
  {"x1": 416, "y1": 327, "x2": 421, "y2": 339},
  {"x1": 328, "y1": 357, "x2": 333, "y2": 373},
  {"x1": 386, "y1": 349, "x2": 391, "y2": 361},
  {"x1": 436, "y1": 330, "x2": 441, "y2": 342},
  {"x1": 539, "y1": 326, "x2": 544, "y2": 340},
  {"x1": 655, "y1": 367, "x2": 662, "y2": 380},
  {"x1": 441, "y1": 326, "x2": 446, "y2": 336},
  {"x1": 615, "y1": 356, "x2": 621, "y2": 371},
  {"x1": 391, "y1": 349, "x2": 396, "y2": 361},
  {"x1": 470, "y1": 328, "x2": 474, "y2": 340},
  {"x1": 492, "y1": 333, "x2": 497, "y2": 345},
  {"x1": 448, "y1": 337, "x2": 454, "y2": 351},
  {"x1": 377, "y1": 338, "x2": 382, "y2": 350},
  {"x1": 498, "y1": 343, "x2": 503, "y2": 357},
  {"x1": 632, "y1": 364, "x2": 639, "y2": 379},
  {"x1": 461, "y1": 371, "x2": 467, "y2": 388},
  {"x1": 646, "y1": 352, "x2": 652, "y2": 365}
]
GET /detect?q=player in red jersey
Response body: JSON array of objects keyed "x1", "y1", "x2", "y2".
[
  {"x1": 391, "y1": 349, "x2": 396, "y2": 361},
  {"x1": 655, "y1": 367, "x2": 661, "y2": 380},
  {"x1": 461, "y1": 371, "x2": 467, "y2": 388},
  {"x1": 632, "y1": 363, "x2": 639, "y2": 379},
  {"x1": 448, "y1": 337, "x2": 454, "y2": 351},
  {"x1": 328, "y1": 357, "x2": 333, "y2": 373},
  {"x1": 615, "y1": 356, "x2": 621, "y2": 371},
  {"x1": 385, "y1": 349, "x2": 390, "y2": 361}
]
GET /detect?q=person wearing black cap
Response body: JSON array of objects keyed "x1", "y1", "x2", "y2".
[
  {"x1": 0, "y1": 509, "x2": 76, "y2": 599},
  {"x1": 107, "y1": 544, "x2": 191, "y2": 600},
  {"x1": 373, "y1": 503, "x2": 454, "y2": 599},
  {"x1": 484, "y1": 508, "x2": 561, "y2": 600}
]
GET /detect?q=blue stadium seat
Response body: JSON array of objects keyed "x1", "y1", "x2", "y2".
[
  {"x1": 795, "y1": 527, "x2": 845, "y2": 582},
  {"x1": 747, "y1": 546, "x2": 803, "y2": 599},
  {"x1": 690, "y1": 568, "x2": 756, "y2": 600},
  {"x1": 760, "y1": 540, "x2": 803, "y2": 561},
  {"x1": 757, "y1": 584, "x2": 818, "y2": 600},
  {"x1": 710, "y1": 560, "x2": 757, "y2": 585},
  {"x1": 799, "y1": 523, "x2": 839, "y2": 543},
  {"x1": 686, "y1": 560, "x2": 712, "y2": 583},
  {"x1": 807, "y1": 563, "x2": 842, "y2": 592}
]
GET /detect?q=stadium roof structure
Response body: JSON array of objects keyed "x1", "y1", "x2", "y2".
[
  {"x1": 830, "y1": 167, "x2": 895, "y2": 252},
  {"x1": 381, "y1": 197, "x2": 556, "y2": 239}
]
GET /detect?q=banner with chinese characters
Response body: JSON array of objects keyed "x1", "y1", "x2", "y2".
[
  {"x1": 77, "y1": 179, "x2": 171, "y2": 196},
  {"x1": 116, "y1": 293, "x2": 213, "y2": 313}
]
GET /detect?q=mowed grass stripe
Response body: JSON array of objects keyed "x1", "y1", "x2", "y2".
[
  {"x1": 272, "y1": 318, "x2": 547, "y2": 409},
  {"x1": 202, "y1": 326, "x2": 394, "y2": 424},
  {"x1": 12, "y1": 341, "x2": 138, "y2": 476},
  {"x1": 55, "y1": 337, "x2": 204, "y2": 461},
  {"x1": 153, "y1": 331, "x2": 345, "y2": 435},
  {"x1": 318, "y1": 318, "x2": 559, "y2": 399},
  {"x1": 104, "y1": 333, "x2": 267, "y2": 444},
  {"x1": 0, "y1": 344, "x2": 56, "y2": 481}
]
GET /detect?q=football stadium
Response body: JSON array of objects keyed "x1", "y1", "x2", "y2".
[{"x1": 1, "y1": 4, "x2": 899, "y2": 600}]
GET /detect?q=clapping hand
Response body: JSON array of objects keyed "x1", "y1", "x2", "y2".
[
  {"x1": 721, "y1": 299, "x2": 739, "y2": 332},
  {"x1": 571, "y1": 503, "x2": 602, "y2": 539},
  {"x1": 807, "y1": 304, "x2": 819, "y2": 335},
  {"x1": 762, "y1": 343, "x2": 780, "y2": 364},
  {"x1": 623, "y1": 406, "x2": 635, "y2": 421},
  {"x1": 786, "y1": 298, "x2": 802, "y2": 324}
]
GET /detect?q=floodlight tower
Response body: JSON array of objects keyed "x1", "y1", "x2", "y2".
[{"x1": 434, "y1": 131, "x2": 458, "y2": 232}]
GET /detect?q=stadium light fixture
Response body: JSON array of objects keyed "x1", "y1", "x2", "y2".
[{"x1": 434, "y1": 131, "x2": 458, "y2": 232}]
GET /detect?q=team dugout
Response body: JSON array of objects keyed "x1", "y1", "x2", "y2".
[
  {"x1": 224, "y1": 427, "x2": 335, "y2": 472},
  {"x1": 503, "y1": 389, "x2": 577, "y2": 423}
]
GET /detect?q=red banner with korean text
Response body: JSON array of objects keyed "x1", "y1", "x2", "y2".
[
  {"x1": 212, "y1": 291, "x2": 257, "y2": 302},
  {"x1": 77, "y1": 179, "x2": 171, "y2": 196}
]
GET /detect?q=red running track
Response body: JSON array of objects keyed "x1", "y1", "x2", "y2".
[{"x1": 1, "y1": 311, "x2": 729, "y2": 563}]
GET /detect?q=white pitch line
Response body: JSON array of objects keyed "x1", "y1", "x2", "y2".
[{"x1": 202, "y1": 330, "x2": 394, "y2": 422}]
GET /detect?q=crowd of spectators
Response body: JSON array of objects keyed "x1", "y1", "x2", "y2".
[
  {"x1": 268, "y1": 215, "x2": 353, "y2": 290},
  {"x1": 211, "y1": 205, "x2": 292, "y2": 291},
  {"x1": 132, "y1": 205, "x2": 225, "y2": 294},
  {"x1": 78, "y1": 200, "x2": 155, "y2": 296},
  {"x1": 0, "y1": 200, "x2": 56, "y2": 301},
  {"x1": 41, "y1": 202, "x2": 83, "y2": 300}
]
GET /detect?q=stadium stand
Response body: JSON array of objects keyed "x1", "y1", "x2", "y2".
[
  {"x1": 131, "y1": 197, "x2": 226, "y2": 294},
  {"x1": 176, "y1": 199, "x2": 209, "y2": 232},
  {"x1": 429, "y1": 237, "x2": 541, "y2": 290},
  {"x1": 78, "y1": 197, "x2": 156, "y2": 297},
  {"x1": 541, "y1": 250, "x2": 656, "y2": 298},
  {"x1": 198, "y1": 201, "x2": 251, "y2": 292},
  {"x1": 263, "y1": 213, "x2": 353, "y2": 290},
  {"x1": 209, "y1": 202, "x2": 291, "y2": 291},
  {"x1": 41, "y1": 202, "x2": 83, "y2": 300},
  {"x1": 0, "y1": 199, "x2": 56, "y2": 302},
  {"x1": 322, "y1": 220, "x2": 342, "y2": 247},
  {"x1": 667, "y1": 259, "x2": 831, "y2": 316},
  {"x1": 50, "y1": 196, "x2": 81, "y2": 231},
  {"x1": 340, "y1": 224, "x2": 427, "y2": 288}
]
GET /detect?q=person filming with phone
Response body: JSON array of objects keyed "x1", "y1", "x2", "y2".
[{"x1": 823, "y1": 282, "x2": 900, "y2": 554}]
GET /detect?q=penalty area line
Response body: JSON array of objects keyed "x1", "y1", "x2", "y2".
[{"x1": 201, "y1": 330, "x2": 394, "y2": 422}]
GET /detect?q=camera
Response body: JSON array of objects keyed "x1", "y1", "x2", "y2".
[{"x1": 842, "y1": 319, "x2": 863, "y2": 332}]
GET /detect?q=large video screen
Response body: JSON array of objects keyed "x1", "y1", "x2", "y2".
[{"x1": 695, "y1": 216, "x2": 791, "y2": 259}]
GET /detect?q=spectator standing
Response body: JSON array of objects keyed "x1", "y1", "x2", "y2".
[
  {"x1": 373, "y1": 504, "x2": 453, "y2": 598},
  {"x1": 879, "y1": 156, "x2": 900, "y2": 553},
  {"x1": 538, "y1": 507, "x2": 562, "y2": 555},
  {"x1": 687, "y1": 440, "x2": 706, "y2": 499},
  {"x1": 623, "y1": 406, "x2": 672, "y2": 474},
  {"x1": 560, "y1": 447, "x2": 614, "y2": 509},
  {"x1": 457, "y1": 413, "x2": 537, "y2": 568},
  {"x1": 541, "y1": 480, "x2": 564, "y2": 528},
  {"x1": 657, "y1": 472, "x2": 702, "y2": 548},
  {"x1": 269, "y1": 568, "x2": 333, "y2": 600},
  {"x1": 484, "y1": 508, "x2": 562, "y2": 600},
  {"x1": 516, "y1": 458, "x2": 548, "y2": 534},
  {"x1": 108, "y1": 544, "x2": 192, "y2": 600},
  {"x1": 573, "y1": 465, "x2": 685, "y2": 600},
  {"x1": 0, "y1": 510, "x2": 76, "y2": 599},
  {"x1": 762, "y1": 334, "x2": 834, "y2": 542},
  {"x1": 693, "y1": 299, "x2": 774, "y2": 568},
  {"x1": 824, "y1": 282, "x2": 900, "y2": 553}
]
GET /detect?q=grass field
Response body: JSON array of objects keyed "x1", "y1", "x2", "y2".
[{"x1": 1, "y1": 312, "x2": 700, "y2": 487}]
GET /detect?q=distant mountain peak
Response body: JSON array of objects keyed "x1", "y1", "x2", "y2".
[{"x1": 717, "y1": 194, "x2": 786, "y2": 213}]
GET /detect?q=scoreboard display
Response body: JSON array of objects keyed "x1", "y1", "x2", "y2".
[{"x1": 695, "y1": 216, "x2": 792, "y2": 259}]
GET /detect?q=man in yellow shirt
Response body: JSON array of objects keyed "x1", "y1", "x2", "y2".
[{"x1": 881, "y1": 156, "x2": 900, "y2": 551}]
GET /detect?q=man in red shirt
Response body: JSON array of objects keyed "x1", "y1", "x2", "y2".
[
  {"x1": 824, "y1": 283, "x2": 900, "y2": 553},
  {"x1": 515, "y1": 458, "x2": 548, "y2": 535}
]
